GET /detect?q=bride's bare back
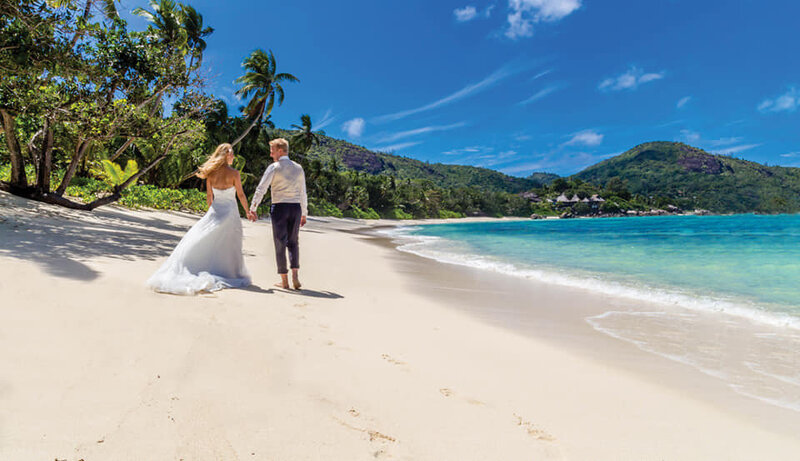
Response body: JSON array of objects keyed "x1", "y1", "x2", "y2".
[{"x1": 206, "y1": 166, "x2": 250, "y2": 211}]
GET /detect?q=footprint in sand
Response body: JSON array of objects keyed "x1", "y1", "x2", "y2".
[
  {"x1": 438, "y1": 387, "x2": 485, "y2": 405},
  {"x1": 514, "y1": 413, "x2": 556, "y2": 442},
  {"x1": 381, "y1": 353, "x2": 406, "y2": 366}
]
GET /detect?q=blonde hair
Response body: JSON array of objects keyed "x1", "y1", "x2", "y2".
[
  {"x1": 269, "y1": 138, "x2": 289, "y2": 154},
  {"x1": 197, "y1": 143, "x2": 233, "y2": 179}
]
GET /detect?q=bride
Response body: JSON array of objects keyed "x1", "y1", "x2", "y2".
[{"x1": 147, "y1": 143, "x2": 252, "y2": 295}]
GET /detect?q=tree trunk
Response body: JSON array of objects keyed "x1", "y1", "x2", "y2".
[
  {"x1": 109, "y1": 138, "x2": 134, "y2": 161},
  {"x1": 231, "y1": 115, "x2": 259, "y2": 147},
  {"x1": 69, "y1": 0, "x2": 94, "y2": 47},
  {"x1": 37, "y1": 120, "x2": 54, "y2": 194},
  {"x1": 55, "y1": 140, "x2": 91, "y2": 196},
  {"x1": 0, "y1": 109, "x2": 26, "y2": 188}
]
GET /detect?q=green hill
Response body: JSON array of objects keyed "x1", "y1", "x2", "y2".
[
  {"x1": 573, "y1": 141, "x2": 800, "y2": 213},
  {"x1": 275, "y1": 130, "x2": 537, "y2": 193}
]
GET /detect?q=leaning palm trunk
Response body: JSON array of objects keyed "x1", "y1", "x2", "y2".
[{"x1": 231, "y1": 116, "x2": 259, "y2": 147}]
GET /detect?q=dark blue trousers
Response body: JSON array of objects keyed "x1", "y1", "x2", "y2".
[{"x1": 270, "y1": 203, "x2": 301, "y2": 274}]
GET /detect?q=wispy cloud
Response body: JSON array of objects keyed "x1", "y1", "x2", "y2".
[
  {"x1": 564, "y1": 129, "x2": 603, "y2": 147},
  {"x1": 599, "y1": 66, "x2": 665, "y2": 92},
  {"x1": 342, "y1": 117, "x2": 365, "y2": 138},
  {"x1": 454, "y1": 5, "x2": 478, "y2": 22},
  {"x1": 373, "y1": 63, "x2": 520, "y2": 123},
  {"x1": 679, "y1": 129, "x2": 701, "y2": 144},
  {"x1": 656, "y1": 119, "x2": 685, "y2": 129},
  {"x1": 505, "y1": 0, "x2": 582, "y2": 39},
  {"x1": 714, "y1": 144, "x2": 761, "y2": 155},
  {"x1": 442, "y1": 147, "x2": 517, "y2": 167},
  {"x1": 501, "y1": 150, "x2": 615, "y2": 175},
  {"x1": 708, "y1": 136, "x2": 743, "y2": 147},
  {"x1": 677, "y1": 129, "x2": 760, "y2": 155},
  {"x1": 315, "y1": 109, "x2": 336, "y2": 131},
  {"x1": 371, "y1": 141, "x2": 423, "y2": 153},
  {"x1": 676, "y1": 96, "x2": 692, "y2": 109},
  {"x1": 780, "y1": 152, "x2": 800, "y2": 158},
  {"x1": 518, "y1": 83, "x2": 563, "y2": 105},
  {"x1": 375, "y1": 122, "x2": 467, "y2": 144},
  {"x1": 443, "y1": 145, "x2": 492, "y2": 156},
  {"x1": 758, "y1": 87, "x2": 799, "y2": 113},
  {"x1": 530, "y1": 68, "x2": 553, "y2": 81}
]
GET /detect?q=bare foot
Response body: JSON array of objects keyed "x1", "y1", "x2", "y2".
[
  {"x1": 292, "y1": 277, "x2": 302, "y2": 290},
  {"x1": 274, "y1": 282, "x2": 289, "y2": 289}
]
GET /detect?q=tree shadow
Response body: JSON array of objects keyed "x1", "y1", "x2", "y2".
[{"x1": 0, "y1": 193, "x2": 189, "y2": 281}]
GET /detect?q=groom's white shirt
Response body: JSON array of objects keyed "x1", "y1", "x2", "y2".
[{"x1": 250, "y1": 156, "x2": 308, "y2": 216}]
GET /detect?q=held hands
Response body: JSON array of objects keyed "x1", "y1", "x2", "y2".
[
  {"x1": 301, "y1": 216, "x2": 307, "y2": 227},
  {"x1": 247, "y1": 210, "x2": 258, "y2": 222}
]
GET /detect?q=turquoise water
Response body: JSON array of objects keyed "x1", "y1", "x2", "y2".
[
  {"x1": 397, "y1": 215, "x2": 800, "y2": 325},
  {"x1": 390, "y1": 215, "x2": 800, "y2": 412}
]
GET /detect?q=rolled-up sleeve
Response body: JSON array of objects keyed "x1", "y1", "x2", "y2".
[
  {"x1": 250, "y1": 163, "x2": 276, "y2": 213},
  {"x1": 299, "y1": 167, "x2": 308, "y2": 217}
]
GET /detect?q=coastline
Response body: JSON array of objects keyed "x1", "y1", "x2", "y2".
[{"x1": 2, "y1": 191, "x2": 799, "y2": 460}]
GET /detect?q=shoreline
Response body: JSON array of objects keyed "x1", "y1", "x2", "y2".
[
  {"x1": 2, "y1": 191, "x2": 799, "y2": 459},
  {"x1": 354, "y1": 220, "x2": 800, "y2": 435}
]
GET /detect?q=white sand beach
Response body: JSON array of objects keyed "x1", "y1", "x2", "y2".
[{"x1": 2, "y1": 190, "x2": 799, "y2": 460}]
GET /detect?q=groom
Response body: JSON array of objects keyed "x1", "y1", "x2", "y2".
[{"x1": 248, "y1": 138, "x2": 308, "y2": 290}]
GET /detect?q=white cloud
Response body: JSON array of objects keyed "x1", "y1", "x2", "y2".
[
  {"x1": 371, "y1": 141, "x2": 422, "y2": 153},
  {"x1": 505, "y1": 0, "x2": 582, "y2": 39},
  {"x1": 564, "y1": 129, "x2": 603, "y2": 147},
  {"x1": 373, "y1": 63, "x2": 519, "y2": 123},
  {"x1": 713, "y1": 144, "x2": 761, "y2": 155},
  {"x1": 342, "y1": 118, "x2": 365, "y2": 138},
  {"x1": 443, "y1": 145, "x2": 492, "y2": 156},
  {"x1": 758, "y1": 87, "x2": 799, "y2": 113},
  {"x1": 518, "y1": 84, "x2": 562, "y2": 105},
  {"x1": 679, "y1": 129, "x2": 701, "y2": 143},
  {"x1": 376, "y1": 122, "x2": 467, "y2": 144},
  {"x1": 708, "y1": 136, "x2": 743, "y2": 147},
  {"x1": 315, "y1": 109, "x2": 336, "y2": 131},
  {"x1": 677, "y1": 130, "x2": 760, "y2": 155},
  {"x1": 780, "y1": 151, "x2": 800, "y2": 158},
  {"x1": 454, "y1": 6, "x2": 478, "y2": 21},
  {"x1": 676, "y1": 96, "x2": 692, "y2": 109},
  {"x1": 530, "y1": 68, "x2": 553, "y2": 81},
  {"x1": 501, "y1": 150, "x2": 615, "y2": 175},
  {"x1": 599, "y1": 66, "x2": 665, "y2": 92}
]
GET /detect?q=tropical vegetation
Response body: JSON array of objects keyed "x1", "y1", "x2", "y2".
[{"x1": 3, "y1": 3, "x2": 799, "y2": 220}]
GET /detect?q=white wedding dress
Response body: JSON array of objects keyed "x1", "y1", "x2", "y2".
[{"x1": 147, "y1": 187, "x2": 251, "y2": 295}]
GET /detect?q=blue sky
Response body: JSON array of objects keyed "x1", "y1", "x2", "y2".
[{"x1": 121, "y1": 0, "x2": 800, "y2": 177}]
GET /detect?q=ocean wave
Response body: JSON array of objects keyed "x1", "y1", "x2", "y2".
[{"x1": 379, "y1": 226, "x2": 800, "y2": 331}]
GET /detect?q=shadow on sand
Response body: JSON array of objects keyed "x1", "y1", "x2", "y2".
[
  {"x1": 0, "y1": 194, "x2": 190, "y2": 281},
  {"x1": 273, "y1": 287, "x2": 344, "y2": 299}
]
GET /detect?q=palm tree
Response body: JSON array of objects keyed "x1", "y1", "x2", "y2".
[
  {"x1": 290, "y1": 114, "x2": 324, "y2": 162},
  {"x1": 180, "y1": 4, "x2": 213, "y2": 69},
  {"x1": 133, "y1": 0, "x2": 188, "y2": 55},
  {"x1": 232, "y1": 49, "x2": 298, "y2": 146}
]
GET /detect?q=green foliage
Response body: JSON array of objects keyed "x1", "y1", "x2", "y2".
[
  {"x1": 89, "y1": 159, "x2": 139, "y2": 187},
  {"x1": 118, "y1": 184, "x2": 207, "y2": 212},
  {"x1": 343, "y1": 206, "x2": 380, "y2": 220},
  {"x1": 574, "y1": 141, "x2": 800, "y2": 213},
  {"x1": 384, "y1": 208, "x2": 413, "y2": 220},
  {"x1": 437, "y1": 210, "x2": 464, "y2": 219},
  {"x1": 308, "y1": 198, "x2": 343, "y2": 217},
  {"x1": 63, "y1": 176, "x2": 207, "y2": 212}
]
